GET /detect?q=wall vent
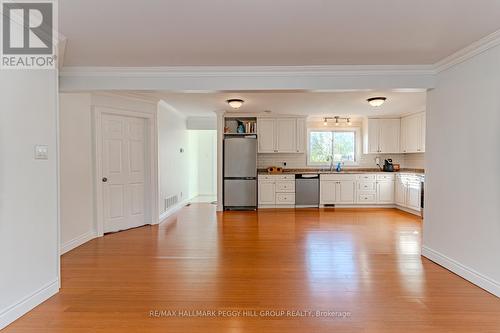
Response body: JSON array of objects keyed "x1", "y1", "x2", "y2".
[{"x1": 165, "y1": 195, "x2": 179, "y2": 211}]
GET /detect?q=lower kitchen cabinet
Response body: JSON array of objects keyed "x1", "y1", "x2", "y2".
[
  {"x1": 395, "y1": 177, "x2": 406, "y2": 206},
  {"x1": 395, "y1": 174, "x2": 422, "y2": 212},
  {"x1": 320, "y1": 175, "x2": 355, "y2": 205},
  {"x1": 258, "y1": 174, "x2": 296, "y2": 208},
  {"x1": 320, "y1": 180, "x2": 336, "y2": 204},
  {"x1": 377, "y1": 180, "x2": 395, "y2": 203},
  {"x1": 407, "y1": 182, "x2": 422, "y2": 211},
  {"x1": 258, "y1": 180, "x2": 276, "y2": 205},
  {"x1": 323, "y1": 174, "x2": 396, "y2": 205}
]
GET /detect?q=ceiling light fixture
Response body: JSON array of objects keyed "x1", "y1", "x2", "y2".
[
  {"x1": 323, "y1": 116, "x2": 352, "y2": 127},
  {"x1": 367, "y1": 97, "x2": 387, "y2": 107},
  {"x1": 227, "y1": 99, "x2": 244, "y2": 109}
]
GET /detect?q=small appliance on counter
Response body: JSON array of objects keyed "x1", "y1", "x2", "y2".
[
  {"x1": 382, "y1": 159, "x2": 395, "y2": 172},
  {"x1": 267, "y1": 166, "x2": 283, "y2": 174}
]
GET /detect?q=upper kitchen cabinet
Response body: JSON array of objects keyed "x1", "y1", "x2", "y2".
[
  {"x1": 401, "y1": 112, "x2": 425, "y2": 153},
  {"x1": 257, "y1": 118, "x2": 276, "y2": 152},
  {"x1": 363, "y1": 118, "x2": 400, "y2": 154},
  {"x1": 257, "y1": 117, "x2": 306, "y2": 153}
]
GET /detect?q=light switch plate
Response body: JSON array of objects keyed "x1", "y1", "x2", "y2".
[{"x1": 34, "y1": 145, "x2": 48, "y2": 160}]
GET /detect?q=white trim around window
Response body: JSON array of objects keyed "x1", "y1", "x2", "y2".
[{"x1": 307, "y1": 126, "x2": 362, "y2": 167}]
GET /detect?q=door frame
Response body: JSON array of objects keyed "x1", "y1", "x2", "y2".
[{"x1": 93, "y1": 106, "x2": 159, "y2": 237}]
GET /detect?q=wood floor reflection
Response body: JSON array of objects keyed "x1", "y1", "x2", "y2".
[{"x1": 5, "y1": 205, "x2": 500, "y2": 332}]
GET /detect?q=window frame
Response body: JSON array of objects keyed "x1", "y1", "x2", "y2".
[{"x1": 307, "y1": 126, "x2": 361, "y2": 167}]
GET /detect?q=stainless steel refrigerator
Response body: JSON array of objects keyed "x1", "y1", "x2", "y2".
[{"x1": 224, "y1": 136, "x2": 257, "y2": 210}]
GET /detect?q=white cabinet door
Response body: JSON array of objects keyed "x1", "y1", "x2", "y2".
[
  {"x1": 406, "y1": 181, "x2": 422, "y2": 211},
  {"x1": 367, "y1": 119, "x2": 380, "y2": 153},
  {"x1": 320, "y1": 180, "x2": 336, "y2": 204},
  {"x1": 337, "y1": 181, "x2": 355, "y2": 204},
  {"x1": 296, "y1": 118, "x2": 306, "y2": 153},
  {"x1": 400, "y1": 117, "x2": 408, "y2": 153},
  {"x1": 379, "y1": 119, "x2": 400, "y2": 153},
  {"x1": 275, "y1": 118, "x2": 297, "y2": 153},
  {"x1": 377, "y1": 181, "x2": 395, "y2": 204},
  {"x1": 395, "y1": 177, "x2": 407, "y2": 206},
  {"x1": 406, "y1": 114, "x2": 421, "y2": 153},
  {"x1": 257, "y1": 119, "x2": 276, "y2": 153},
  {"x1": 401, "y1": 112, "x2": 425, "y2": 153},
  {"x1": 419, "y1": 112, "x2": 426, "y2": 152},
  {"x1": 258, "y1": 181, "x2": 276, "y2": 205}
]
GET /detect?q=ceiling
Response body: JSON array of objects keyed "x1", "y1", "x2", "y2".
[
  {"x1": 60, "y1": 0, "x2": 500, "y2": 67},
  {"x1": 122, "y1": 90, "x2": 426, "y2": 118}
]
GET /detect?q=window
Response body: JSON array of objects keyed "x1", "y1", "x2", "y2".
[{"x1": 308, "y1": 130, "x2": 357, "y2": 165}]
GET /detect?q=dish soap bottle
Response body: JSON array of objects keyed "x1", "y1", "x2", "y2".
[{"x1": 336, "y1": 162, "x2": 342, "y2": 172}]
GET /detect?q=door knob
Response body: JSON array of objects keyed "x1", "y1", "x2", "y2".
[{"x1": 102, "y1": 177, "x2": 108, "y2": 182}]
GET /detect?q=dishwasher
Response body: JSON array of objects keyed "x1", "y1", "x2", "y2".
[{"x1": 295, "y1": 174, "x2": 320, "y2": 208}]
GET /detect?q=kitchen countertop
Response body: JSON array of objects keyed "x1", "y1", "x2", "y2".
[{"x1": 258, "y1": 168, "x2": 425, "y2": 176}]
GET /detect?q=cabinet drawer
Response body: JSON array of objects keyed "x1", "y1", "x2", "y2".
[
  {"x1": 258, "y1": 174, "x2": 294, "y2": 181},
  {"x1": 276, "y1": 193, "x2": 295, "y2": 204},
  {"x1": 357, "y1": 193, "x2": 376, "y2": 203},
  {"x1": 377, "y1": 174, "x2": 395, "y2": 181},
  {"x1": 276, "y1": 174, "x2": 295, "y2": 181},
  {"x1": 358, "y1": 181, "x2": 376, "y2": 192},
  {"x1": 356, "y1": 174, "x2": 377, "y2": 181},
  {"x1": 276, "y1": 181, "x2": 295, "y2": 193},
  {"x1": 320, "y1": 174, "x2": 356, "y2": 181}
]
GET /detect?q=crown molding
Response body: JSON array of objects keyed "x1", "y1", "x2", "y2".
[
  {"x1": 434, "y1": 29, "x2": 500, "y2": 73},
  {"x1": 60, "y1": 64, "x2": 435, "y2": 78},
  {"x1": 60, "y1": 65, "x2": 436, "y2": 91}
]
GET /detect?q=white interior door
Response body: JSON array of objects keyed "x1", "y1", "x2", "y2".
[{"x1": 102, "y1": 114, "x2": 147, "y2": 233}]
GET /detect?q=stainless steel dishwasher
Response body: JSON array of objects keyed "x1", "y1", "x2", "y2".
[{"x1": 295, "y1": 174, "x2": 320, "y2": 208}]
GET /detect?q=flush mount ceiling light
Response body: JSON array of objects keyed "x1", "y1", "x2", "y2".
[
  {"x1": 367, "y1": 97, "x2": 387, "y2": 107},
  {"x1": 227, "y1": 99, "x2": 244, "y2": 109}
]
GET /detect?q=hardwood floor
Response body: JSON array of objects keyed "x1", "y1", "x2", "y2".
[{"x1": 5, "y1": 206, "x2": 500, "y2": 332}]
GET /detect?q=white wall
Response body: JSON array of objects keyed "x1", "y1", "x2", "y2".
[
  {"x1": 187, "y1": 116, "x2": 217, "y2": 130},
  {"x1": 424, "y1": 44, "x2": 500, "y2": 296},
  {"x1": 59, "y1": 93, "x2": 95, "y2": 253},
  {"x1": 0, "y1": 70, "x2": 59, "y2": 329},
  {"x1": 58, "y1": 93, "x2": 157, "y2": 253},
  {"x1": 194, "y1": 131, "x2": 217, "y2": 196},
  {"x1": 187, "y1": 131, "x2": 199, "y2": 198},
  {"x1": 158, "y1": 101, "x2": 194, "y2": 218}
]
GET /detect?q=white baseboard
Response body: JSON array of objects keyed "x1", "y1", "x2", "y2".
[
  {"x1": 159, "y1": 199, "x2": 190, "y2": 224},
  {"x1": 61, "y1": 230, "x2": 97, "y2": 255},
  {"x1": 0, "y1": 278, "x2": 59, "y2": 330},
  {"x1": 395, "y1": 205, "x2": 422, "y2": 217},
  {"x1": 422, "y1": 246, "x2": 500, "y2": 297}
]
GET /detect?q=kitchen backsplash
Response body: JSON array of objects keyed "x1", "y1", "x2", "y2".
[{"x1": 257, "y1": 152, "x2": 424, "y2": 170}]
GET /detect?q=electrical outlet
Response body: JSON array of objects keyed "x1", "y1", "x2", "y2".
[
  {"x1": 34, "y1": 145, "x2": 48, "y2": 160},
  {"x1": 375, "y1": 157, "x2": 380, "y2": 165}
]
